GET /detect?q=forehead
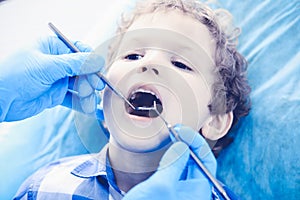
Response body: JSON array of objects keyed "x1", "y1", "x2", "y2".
[{"x1": 125, "y1": 10, "x2": 215, "y2": 59}]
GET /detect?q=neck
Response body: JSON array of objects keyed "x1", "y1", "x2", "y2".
[{"x1": 108, "y1": 141, "x2": 170, "y2": 192}]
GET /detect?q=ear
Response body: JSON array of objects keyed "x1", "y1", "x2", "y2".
[{"x1": 201, "y1": 112, "x2": 233, "y2": 140}]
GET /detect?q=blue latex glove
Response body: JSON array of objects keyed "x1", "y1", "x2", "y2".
[
  {"x1": 123, "y1": 125, "x2": 217, "y2": 200},
  {"x1": 0, "y1": 36, "x2": 105, "y2": 122}
]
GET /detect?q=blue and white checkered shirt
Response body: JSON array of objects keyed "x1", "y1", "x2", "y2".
[
  {"x1": 13, "y1": 146, "x2": 235, "y2": 200},
  {"x1": 14, "y1": 146, "x2": 125, "y2": 200}
]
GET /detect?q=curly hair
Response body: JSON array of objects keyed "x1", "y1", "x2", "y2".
[{"x1": 108, "y1": 0, "x2": 251, "y2": 128}]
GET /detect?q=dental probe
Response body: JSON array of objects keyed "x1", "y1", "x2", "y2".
[
  {"x1": 150, "y1": 102, "x2": 231, "y2": 200},
  {"x1": 48, "y1": 22, "x2": 136, "y2": 110}
]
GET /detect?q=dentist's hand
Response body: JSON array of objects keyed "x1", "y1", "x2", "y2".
[
  {"x1": 123, "y1": 125, "x2": 217, "y2": 200},
  {"x1": 0, "y1": 36, "x2": 105, "y2": 122}
]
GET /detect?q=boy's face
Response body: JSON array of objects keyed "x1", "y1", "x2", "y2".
[{"x1": 103, "y1": 10, "x2": 216, "y2": 152}]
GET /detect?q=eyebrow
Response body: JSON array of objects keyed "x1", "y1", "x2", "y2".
[
  {"x1": 176, "y1": 44, "x2": 193, "y2": 53},
  {"x1": 122, "y1": 35, "x2": 193, "y2": 52},
  {"x1": 120, "y1": 32, "x2": 214, "y2": 63}
]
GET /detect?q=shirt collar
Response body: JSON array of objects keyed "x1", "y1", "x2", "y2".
[
  {"x1": 71, "y1": 145, "x2": 108, "y2": 178},
  {"x1": 70, "y1": 145, "x2": 125, "y2": 199}
]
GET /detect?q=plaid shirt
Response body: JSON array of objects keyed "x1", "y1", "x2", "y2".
[
  {"x1": 14, "y1": 146, "x2": 124, "y2": 200},
  {"x1": 14, "y1": 146, "x2": 234, "y2": 200}
]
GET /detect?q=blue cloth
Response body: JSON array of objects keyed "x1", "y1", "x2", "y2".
[
  {"x1": 14, "y1": 145, "x2": 227, "y2": 200},
  {"x1": 13, "y1": 146, "x2": 120, "y2": 200},
  {"x1": 0, "y1": 107, "x2": 109, "y2": 200},
  {"x1": 217, "y1": 0, "x2": 300, "y2": 199}
]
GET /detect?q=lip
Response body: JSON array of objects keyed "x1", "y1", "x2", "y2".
[
  {"x1": 125, "y1": 84, "x2": 163, "y2": 120},
  {"x1": 127, "y1": 84, "x2": 162, "y2": 102}
]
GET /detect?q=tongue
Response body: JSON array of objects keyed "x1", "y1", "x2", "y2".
[
  {"x1": 127, "y1": 92, "x2": 163, "y2": 118},
  {"x1": 130, "y1": 92, "x2": 158, "y2": 108}
]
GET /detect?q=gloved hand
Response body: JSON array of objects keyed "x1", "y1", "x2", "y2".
[
  {"x1": 0, "y1": 36, "x2": 105, "y2": 122},
  {"x1": 123, "y1": 125, "x2": 217, "y2": 200}
]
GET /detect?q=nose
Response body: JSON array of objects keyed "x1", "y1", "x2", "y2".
[{"x1": 137, "y1": 66, "x2": 159, "y2": 75}]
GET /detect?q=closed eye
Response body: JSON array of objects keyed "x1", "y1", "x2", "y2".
[
  {"x1": 124, "y1": 53, "x2": 144, "y2": 60},
  {"x1": 171, "y1": 61, "x2": 193, "y2": 71}
]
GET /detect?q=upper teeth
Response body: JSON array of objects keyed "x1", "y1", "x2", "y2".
[{"x1": 130, "y1": 88, "x2": 159, "y2": 99}]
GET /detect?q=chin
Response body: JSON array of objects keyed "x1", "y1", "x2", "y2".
[{"x1": 112, "y1": 131, "x2": 172, "y2": 153}]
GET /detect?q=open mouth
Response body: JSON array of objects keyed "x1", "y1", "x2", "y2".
[{"x1": 126, "y1": 88, "x2": 163, "y2": 118}]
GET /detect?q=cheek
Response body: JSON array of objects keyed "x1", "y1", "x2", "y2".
[
  {"x1": 180, "y1": 73, "x2": 212, "y2": 129},
  {"x1": 105, "y1": 61, "x2": 134, "y2": 85}
]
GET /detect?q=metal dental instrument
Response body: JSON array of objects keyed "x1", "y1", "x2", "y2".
[
  {"x1": 48, "y1": 22, "x2": 136, "y2": 110},
  {"x1": 150, "y1": 102, "x2": 231, "y2": 200}
]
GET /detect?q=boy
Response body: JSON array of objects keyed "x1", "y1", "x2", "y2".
[{"x1": 14, "y1": 0, "x2": 250, "y2": 199}]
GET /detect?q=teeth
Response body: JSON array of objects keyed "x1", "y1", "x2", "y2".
[
  {"x1": 130, "y1": 88, "x2": 159, "y2": 99},
  {"x1": 126, "y1": 87, "x2": 163, "y2": 117}
]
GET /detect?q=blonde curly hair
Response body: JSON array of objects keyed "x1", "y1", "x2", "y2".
[{"x1": 108, "y1": 0, "x2": 251, "y2": 127}]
